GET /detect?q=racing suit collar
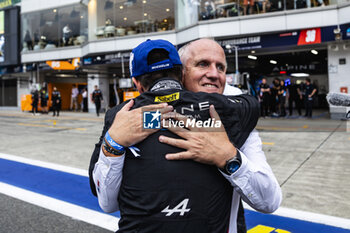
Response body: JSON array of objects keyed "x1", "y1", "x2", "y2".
[{"x1": 149, "y1": 78, "x2": 183, "y2": 92}]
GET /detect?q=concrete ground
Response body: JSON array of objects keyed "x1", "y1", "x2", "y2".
[{"x1": 0, "y1": 108, "x2": 349, "y2": 220}]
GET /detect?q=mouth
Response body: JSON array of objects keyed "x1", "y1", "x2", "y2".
[{"x1": 202, "y1": 83, "x2": 218, "y2": 88}]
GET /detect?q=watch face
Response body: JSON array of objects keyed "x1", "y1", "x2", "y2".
[{"x1": 227, "y1": 160, "x2": 240, "y2": 174}]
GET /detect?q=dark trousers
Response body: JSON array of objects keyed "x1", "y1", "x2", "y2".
[
  {"x1": 260, "y1": 98, "x2": 269, "y2": 117},
  {"x1": 288, "y1": 97, "x2": 301, "y2": 116},
  {"x1": 279, "y1": 96, "x2": 286, "y2": 117},
  {"x1": 52, "y1": 105, "x2": 60, "y2": 116},
  {"x1": 269, "y1": 96, "x2": 277, "y2": 114},
  {"x1": 83, "y1": 98, "x2": 88, "y2": 112},
  {"x1": 95, "y1": 101, "x2": 101, "y2": 116},
  {"x1": 304, "y1": 98, "x2": 313, "y2": 117},
  {"x1": 32, "y1": 102, "x2": 38, "y2": 114}
]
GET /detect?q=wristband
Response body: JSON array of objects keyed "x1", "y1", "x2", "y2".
[
  {"x1": 104, "y1": 131, "x2": 125, "y2": 152},
  {"x1": 102, "y1": 141, "x2": 124, "y2": 156}
]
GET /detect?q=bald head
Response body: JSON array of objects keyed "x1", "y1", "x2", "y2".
[
  {"x1": 179, "y1": 38, "x2": 227, "y2": 69},
  {"x1": 178, "y1": 38, "x2": 227, "y2": 94}
]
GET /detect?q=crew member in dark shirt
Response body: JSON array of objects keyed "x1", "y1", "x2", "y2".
[
  {"x1": 304, "y1": 78, "x2": 317, "y2": 118},
  {"x1": 92, "y1": 85, "x2": 103, "y2": 116},
  {"x1": 287, "y1": 80, "x2": 302, "y2": 116},
  {"x1": 259, "y1": 78, "x2": 270, "y2": 117},
  {"x1": 51, "y1": 86, "x2": 61, "y2": 117}
]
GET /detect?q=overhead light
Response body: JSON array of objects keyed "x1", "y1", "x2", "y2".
[
  {"x1": 119, "y1": 5, "x2": 124, "y2": 9},
  {"x1": 144, "y1": 13, "x2": 147, "y2": 16},
  {"x1": 166, "y1": 8, "x2": 170, "y2": 12},
  {"x1": 248, "y1": 55, "x2": 257, "y2": 60},
  {"x1": 311, "y1": 49, "x2": 318, "y2": 55},
  {"x1": 270, "y1": 60, "x2": 277, "y2": 64},
  {"x1": 143, "y1": 0, "x2": 147, "y2": 3},
  {"x1": 291, "y1": 73, "x2": 309, "y2": 77},
  {"x1": 251, "y1": 50, "x2": 255, "y2": 54}
]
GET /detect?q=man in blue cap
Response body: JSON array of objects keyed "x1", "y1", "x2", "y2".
[{"x1": 89, "y1": 39, "x2": 260, "y2": 232}]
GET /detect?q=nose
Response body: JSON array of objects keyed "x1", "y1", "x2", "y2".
[{"x1": 205, "y1": 64, "x2": 220, "y2": 80}]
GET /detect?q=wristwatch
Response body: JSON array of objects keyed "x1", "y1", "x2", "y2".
[{"x1": 223, "y1": 151, "x2": 242, "y2": 175}]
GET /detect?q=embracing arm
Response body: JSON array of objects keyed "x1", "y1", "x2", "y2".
[
  {"x1": 160, "y1": 103, "x2": 281, "y2": 214},
  {"x1": 89, "y1": 100, "x2": 173, "y2": 212},
  {"x1": 221, "y1": 129, "x2": 282, "y2": 213},
  {"x1": 93, "y1": 149, "x2": 124, "y2": 213}
]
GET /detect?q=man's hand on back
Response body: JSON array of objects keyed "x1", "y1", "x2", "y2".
[
  {"x1": 108, "y1": 100, "x2": 173, "y2": 147},
  {"x1": 159, "y1": 105, "x2": 237, "y2": 169}
]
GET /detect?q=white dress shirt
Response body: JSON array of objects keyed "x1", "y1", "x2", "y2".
[{"x1": 93, "y1": 84, "x2": 282, "y2": 233}]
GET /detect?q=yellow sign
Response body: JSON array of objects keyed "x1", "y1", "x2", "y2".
[
  {"x1": 46, "y1": 58, "x2": 80, "y2": 70},
  {"x1": 248, "y1": 225, "x2": 291, "y2": 233},
  {"x1": 155, "y1": 92, "x2": 180, "y2": 103}
]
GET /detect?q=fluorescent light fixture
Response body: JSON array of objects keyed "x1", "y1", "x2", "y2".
[
  {"x1": 290, "y1": 73, "x2": 309, "y2": 77},
  {"x1": 311, "y1": 50, "x2": 318, "y2": 55},
  {"x1": 270, "y1": 60, "x2": 277, "y2": 64},
  {"x1": 248, "y1": 55, "x2": 257, "y2": 60}
]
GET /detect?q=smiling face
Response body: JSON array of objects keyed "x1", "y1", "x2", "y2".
[{"x1": 181, "y1": 39, "x2": 227, "y2": 94}]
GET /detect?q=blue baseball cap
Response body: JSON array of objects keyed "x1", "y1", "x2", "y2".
[{"x1": 129, "y1": 39, "x2": 182, "y2": 78}]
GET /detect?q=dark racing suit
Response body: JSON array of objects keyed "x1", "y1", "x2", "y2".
[{"x1": 89, "y1": 78, "x2": 259, "y2": 233}]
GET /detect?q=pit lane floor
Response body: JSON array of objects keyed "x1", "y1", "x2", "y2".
[{"x1": 0, "y1": 109, "x2": 349, "y2": 232}]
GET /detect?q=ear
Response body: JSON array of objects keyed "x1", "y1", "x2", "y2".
[{"x1": 132, "y1": 77, "x2": 145, "y2": 93}]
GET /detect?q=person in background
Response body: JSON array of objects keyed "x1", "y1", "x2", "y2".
[
  {"x1": 24, "y1": 30, "x2": 33, "y2": 50},
  {"x1": 243, "y1": 0, "x2": 255, "y2": 15},
  {"x1": 277, "y1": 79, "x2": 286, "y2": 117},
  {"x1": 62, "y1": 24, "x2": 72, "y2": 46},
  {"x1": 304, "y1": 78, "x2": 317, "y2": 118},
  {"x1": 52, "y1": 86, "x2": 61, "y2": 117},
  {"x1": 91, "y1": 85, "x2": 103, "y2": 116},
  {"x1": 31, "y1": 88, "x2": 39, "y2": 116},
  {"x1": 259, "y1": 78, "x2": 270, "y2": 117},
  {"x1": 70, "y1": 84, "x2": 79, "y2": 111},
  {"x1": 287, "y1": 79, "x2": 302, "y2": 116},
  {"x1": 40, "y1": 87, "x2": 49, "y2": 114},
  {"x1": 82, "y1": 87, "x2": 88, "y2": 112},
  {"x1": 270, "y1": 77, "x2": 280, "y2": 117}
]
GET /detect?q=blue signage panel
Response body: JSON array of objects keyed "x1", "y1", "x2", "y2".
[{"x1": 218, "y1": 23, "x2": 350, "y2": 51}]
